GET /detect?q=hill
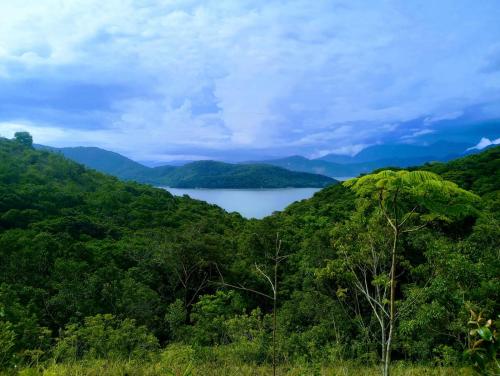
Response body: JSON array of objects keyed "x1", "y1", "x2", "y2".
[
  {"x1": 318, "y1": 141, "x2": 469, "y2": 164},
  {"x1": 38, "y1": 145, "x2": 335, "y2": 188},
  {"x1": 159, "y1": 160, "x2": 336, "y2": 188},
  {"x1": 284, "y1": 145, "x2": 500, "y2": 219},
  {"x1": 1, "y1": 136, "x2": 498, "y2": 374},
  {"x1": 261, "y1": 141, "x2": 477, "y2": 178},
  {"x1": 34, "y1": 145, "x2": 176, "y2": 182},
  {"x1": 410, "y1": 144, "x2": 500, "y2": 196}
]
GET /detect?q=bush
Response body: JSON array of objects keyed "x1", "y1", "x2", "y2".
[
  {"x1": 165, "y1": 299, "x2": 188, "y2": 341},
  {"x1": 224, "y1": 308, "x2": 268, "y2": 363},
  {"x1": 53, "y1": 314, "x2": 159, "y2": 361},
  {"x1": 0, "y1": 320, "x2": 16, "y2": 369},
  {"x1": 190, "y1": 291, "x2": 245, "y2": 345}
]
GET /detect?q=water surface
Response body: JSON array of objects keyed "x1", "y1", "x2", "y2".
[{"x1": 161, "y1": 187, "x2": 321, "y2": 219}]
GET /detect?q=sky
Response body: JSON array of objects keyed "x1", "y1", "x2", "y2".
[{"x1": 0, "y1": 0, "x2": 499, "y2": 162}]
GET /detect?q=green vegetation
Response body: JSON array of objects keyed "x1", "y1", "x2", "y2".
[
  {"x1": 36, "y1": 145, "x2": 165, "y2": 182},
  {"x1": 155, "y1": 160, "x2": 336, "y2": 188},
  {"x1": 0, "y1": 136, "x2": 498, "y2": 375},
  {"x1": 39, "y1": 145, "x2": 336, "y2": 188}
]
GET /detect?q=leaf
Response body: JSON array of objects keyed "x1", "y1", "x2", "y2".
[
  {"x1": 477, "y1": 327, "x2": 493, "y2": 341},
  {"x1": 336, "y1": 287, "x2": 348, "y2": 299}
]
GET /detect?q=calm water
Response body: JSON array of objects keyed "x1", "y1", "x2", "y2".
[{"x1": 160, "y1": 187, "x2": 321, "y2": 219}]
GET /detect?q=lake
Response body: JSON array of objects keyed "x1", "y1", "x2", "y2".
[{"x1": 160, "y1": 187, "x2": 321, "y2": 218}]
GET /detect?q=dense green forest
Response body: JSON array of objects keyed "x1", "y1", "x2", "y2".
[
  {"x1": 0, "y1": 134, "x2": 498, "y2": 375},
  {"x1": 37, "y1": 145, "x2": 336, "y2": 188}
]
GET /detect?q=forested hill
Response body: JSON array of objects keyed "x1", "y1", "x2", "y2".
[
  {"x1": 283, "y1": 145, "x2": 500, "y2": 219},
  {"x1": 156, "y1": 160, "x2": 336, "y2": 188},
  {"x1": 411, "y1": 144, "x2": 500, "y2": 196},
  {"x1": 35, "y1": 145, "x2": 162, "y2": 182},
  {"x1": 1, "y1": 136, "x2": 498, "y2": 374},
  {"x1": 37, "y1": 145, "x2": 336, "y2": 188}
]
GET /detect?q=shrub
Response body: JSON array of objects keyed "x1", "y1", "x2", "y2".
[
  {"x1": 53, "y1": 314, "x2": 159, "y2": 361},
  {"x1": 190, "y1": 291, "x2": 245, "y2": 345},
  {"x1": 0, "y1": 320, "x2": 16, "y2": 369}
]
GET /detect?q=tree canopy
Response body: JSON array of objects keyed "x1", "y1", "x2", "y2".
[{"x1": 0, "y1": 136, "x2": 498, "y2": 374}]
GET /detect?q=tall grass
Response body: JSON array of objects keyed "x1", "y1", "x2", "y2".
[
  {"x1": 10, "y1": 361, "x2": 475, "y2": 376},
  {"x1": 3, "y1": 344, "x2": 476, "y2": 376}
]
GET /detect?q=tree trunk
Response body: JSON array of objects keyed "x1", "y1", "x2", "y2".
[
  {"x1": 272, "y1": 257, "x2": 278, "y2": 376},
  {"x1": 381, "y1": 316, "x2": 386, "y2": 376},
  {"x1": 384, "y1": 228, "x2": 398, "y2": 376}
]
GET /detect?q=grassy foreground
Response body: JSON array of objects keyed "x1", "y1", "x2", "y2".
[
  {"x1": 10, "y1": 363, "x2": 475, "y2": 376},
  {"x1": 8, "y1": 361, "x2": 475, "y2": 376}
]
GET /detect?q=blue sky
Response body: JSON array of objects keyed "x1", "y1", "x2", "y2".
[{"x1": 0, "y1": 0, "x2": 499, "y2": 162}]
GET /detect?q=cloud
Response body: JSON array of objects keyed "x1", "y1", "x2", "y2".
[
  {"x1": 424, "y1": 111, "x2": 464, "y2": 125},
  {"x1": 467, "y1": 137, "x2": 500, "y2": 151},
  {"x1": 400, "y1": 128, "x2": 435, "y2": 141},
  {"x1": 0, "y1": 0, "x2": 500, "y2": 160},
  {"x1": 311, "y1": 143, "x2": 369, "y2": 159}
]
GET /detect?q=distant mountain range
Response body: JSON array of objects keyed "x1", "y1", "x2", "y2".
[
  {"x1": 35, "y1": 140, "x2": 493, "y2": 188},
  {"x1": 35, "y1": 145, "x2": 336, "y2": 188},
  {"x1": 258, "y1": 141, "x2": 485, "y2": 178}
]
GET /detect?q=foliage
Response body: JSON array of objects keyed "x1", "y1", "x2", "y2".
[
  {"x1": 14, "y1": 132, "x2": 33, "y2": 148},
  {"x1": 0, "y1": 136, "x2": 498, "y2": 373},
  {"x1": 189, "y1": 291, "x2": 245, "y2": 346},
  {"x1": 53, "y1": 314, "x2": 159, "y2": 361},
  {"x1": 0, "y1": 320, "x2": 16, "y2": 369},
  {"x1": 464, "y1": 310, "x2": 499, "y2": 375},
  {"x1": 39, "y1": 145, "x2": 336, "y2": 188}
]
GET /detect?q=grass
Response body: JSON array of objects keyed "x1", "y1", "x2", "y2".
[
  {"x1": 6, "y1": 361, "x2": 475, "y2": 376},
  {"x1": 2, "y1": 345, "x2": 476, "y2": 376}
]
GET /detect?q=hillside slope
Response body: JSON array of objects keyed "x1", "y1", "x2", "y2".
[
  {"x1": 1, "y1": 136, "x2": 498, "y2": 373},
  {"x1": 262, "y1": 141, "x2": 480, "y2": 178},
  {"x1": 411, "y1": 145, "x2": 500, "y2": 196},
  {"x1": 39, "y1": 145, "x2": 335, "y2": 188},
  {"x1": 283, "y1": 145, "x2": 500, "y2": 219},
  {"x1": 159, "y1": 160, "x2": 336, "y2": 188},
  {"x1": 35, "y1": 145, "x2": 149, "y2": 177}
]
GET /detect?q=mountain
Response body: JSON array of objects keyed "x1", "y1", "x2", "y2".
[
  {"x1": 37, "y1": 140, "x2": 492, "y2": 187},
  {"x1": 34, "y1": 145, "x2": 158, "y2": 181},
  {"x1": 258, "y1": 155, "x2": 406, "y2": 178},
  {"x1": 410, "y1": 144, "x2": 500, "y2": 196},
  {"x1": 247, "y1": 155, "x2": 351, "y2": 178},
  {"x1": 37, "y1": 145, "x2": 335, "y2": 188},
  {"x1": 159, "y1": 160, "x2": 336, "y2": 188},
  {"x1": 319, "y1": 141, "x2": 470, "y2": 164},
  {"x1": 261, "y1": 141, "x2": 481, "y2": 178}
]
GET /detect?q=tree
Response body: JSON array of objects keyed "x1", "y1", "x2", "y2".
[
  {"x1": 14, "y1": 132, "x2": 33, "y2": 148},
  {"x1": 342, "y1": 170, "x2": 479, "y2": 376},
  {"x1": 217, "y1": 233, "x2": 287, "y2": 376}
]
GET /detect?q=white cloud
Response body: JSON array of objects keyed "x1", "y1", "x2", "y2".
[
  {"x1": 0, "y1": 1, "x2": 499, "y2": 159},
  {"x1": 424, "y1": 111, "x2": 464, "y2": 125},
  {"x1": 467, "y1": 137, "x2": 500, "y2": 151},
  {"x1": 311, "y1": 143, "x2": 370, "y2": 158},
  {"x1": 400, "y1": 128, "x2": 435, "y2": 140}
]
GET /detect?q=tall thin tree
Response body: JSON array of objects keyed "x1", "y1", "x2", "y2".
[
  {"x1": 344, "y1": 170, "x2": 479, "y2": 376},
  {"x1": 216, "y1": 233, "x2": 287, "y2": 376}
]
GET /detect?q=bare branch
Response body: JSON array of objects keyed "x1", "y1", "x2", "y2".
[
  {"x1": 186, "y1": 272, "x2": 209, "y2": 307},
  {"x1": 399, "y1": 206, "x2": 418, "y2": 227},
  {"x1": 215, "y1": 281, "x2": 273, "y2": 300},
  {"x1": 255, "y1": 263, "x2": 276, "y2": 294},
  {"x1": 212, "y1": 262, "x2": 273, "y2": 300},
  {"x1": 401, "y1": 224, "x2": 427, "y2": 233}
]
